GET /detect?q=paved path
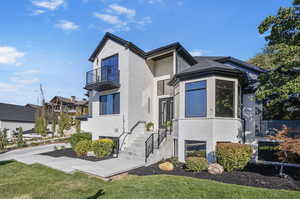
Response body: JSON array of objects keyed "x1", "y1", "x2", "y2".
[{"x1": 0, "y1": 144, "x2": 145, "y2": 178}]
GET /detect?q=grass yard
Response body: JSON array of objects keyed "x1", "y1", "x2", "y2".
[{"x1": 0, "y1": 161, "x2": 299, "y2": 199}]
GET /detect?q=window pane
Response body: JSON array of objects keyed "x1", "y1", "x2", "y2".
[
  {"x1": 185, "y1": 81, "x2": 207, "y2": 117},
  {"x1": 157, "y1": 80, "x2": 164, "y2": 96},
  {"x1": 99, "y1": 93, "x2": 120, "y2": 115},
  {"x1": 185, "y1": 140, "x2": 206, "y2": 158},
  {"x1": 113, "y1": 93, "x2": 120, "y2": 114},
  {"x1": 215, "y1": 80, "x2": 235, "y2": 117},
  {"x1": 101, "y1": 55, "x2": 118, "y2": 81},
  {"x1": 164, "y1": 80, "x2": 173, "y2": 95},
  {"x1": 186, "y1": 81, "x2": 206, "y2": 91}
]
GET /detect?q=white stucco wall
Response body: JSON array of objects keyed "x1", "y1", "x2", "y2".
[
  {"x1": 173, "y1": 76, "x2": 243, "y2": 162},
  {"x1": 0, "y1": 120, "x2": 35, "y2": 138},
  {"x1": 82, "y1": 39, "x2": 130, "y2": 139}
]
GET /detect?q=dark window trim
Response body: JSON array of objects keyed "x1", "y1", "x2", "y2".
[
  {"x1": 185, "y1": 80, "x2": 207, "y2": 118},
  {"x1": 184, "y1": 140, "x2": 207, "y2": 159},
  {"x1": 99, "y1": 92, "x2": 120, "y2": 115},
  {"x1": 101, "y1": 53, "x2": 119, "y2": 65},
  {"x1": 215, "y1": 79, "x2": 236, "y2": 118}
]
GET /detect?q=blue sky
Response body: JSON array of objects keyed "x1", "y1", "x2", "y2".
[{"x1": 0, "y1": 0, "x2": 291, "y2": 105}]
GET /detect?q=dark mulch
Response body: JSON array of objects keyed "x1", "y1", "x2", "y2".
[
  {"x1": 40, "y1": 148, "x2": 113, "y2": 162},
  {"x1": 129, "y1": 162, "x2": 300, "y2": 191}
]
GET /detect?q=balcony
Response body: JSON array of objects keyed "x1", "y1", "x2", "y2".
[{"x1": 84, "y1": 67, "x2": 120, "y2": 92}]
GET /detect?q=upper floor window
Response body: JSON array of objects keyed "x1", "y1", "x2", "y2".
[
  {"x1": 157, "y1": 79, "x2": 172, "y2": 96},
  {"x1": 101, "y1": 55, "x2": 118, "y2": 81},
  {"x1": 99, "y1": 93, "x2": 120, "y2": 115},
  {"x1": 215, "y1": 79, "x2": 235, "y2": 118},
  {"x1": 185, "y1": 80, "x2": 207, "y2": 117}
]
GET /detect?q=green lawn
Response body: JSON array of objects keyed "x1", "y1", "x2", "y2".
[{"x1": 0, "y1": 161, "x2": 299, "y2": 199}]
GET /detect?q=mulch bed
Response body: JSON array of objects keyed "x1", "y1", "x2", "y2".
[
  {"x1": 128, "y1": 162, "x2": 300, "y2": 191},
  {"x1": 40, "y1": 148, "x2": 113, "y2": 162}
]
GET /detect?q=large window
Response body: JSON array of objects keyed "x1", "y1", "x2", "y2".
[
  {"x1": 99, "y1": 93, "x2": 120, "y2": 115},
  {"x1": 215, "y1": 80, "x2": 235, "y2": 117},
  {"x1": 185, "y1": 140, "x2": 206, "y2": 158},
  {"x1": 157, "y1": 79, "x2": 172, "y2": 96},
  {"x1": 101, "y1": 54, "x2": 118, "y2": 81},
  {"x1": 185, "y1": 80, "x2": 207, "y2": 117}
]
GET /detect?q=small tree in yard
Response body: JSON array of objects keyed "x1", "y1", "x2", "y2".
[
  {"x1": 35, "y1": 108, "x2": 48, "y2": 137},
  {"x1": 16, "y1": 127, "x2": 26, "y2": 148},
  {"x1": 269, "y1": 125, "x2": 300, "y2": 177},
  {"x1": 0, "y1": 128, "x2": 8, "y2": 152},
  {"x1": 58, "y1": 112, "x2": 72, "y2": 137}
]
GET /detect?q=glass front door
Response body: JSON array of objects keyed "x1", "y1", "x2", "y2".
[{"x1": 159, "y1": 97, "x2": 174, "y2": 128}]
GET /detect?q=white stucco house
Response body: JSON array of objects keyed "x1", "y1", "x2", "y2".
[
  {"x1": 0, "y1": 103, "x2": 37, "y2": 139},
  {"x1": 81, "y1": 33, "x2": 266, "y2": 163}
]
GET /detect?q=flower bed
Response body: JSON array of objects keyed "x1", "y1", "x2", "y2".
[{"x1": 129, "y1": 162, "x2": 300, "y2": 191}]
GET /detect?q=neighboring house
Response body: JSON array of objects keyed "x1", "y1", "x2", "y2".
[
  {"x1": 0, "y1": 103, "x2": 36, "y2": 138},
  {"x1": 25, "y1": 104, "x2": 41, "y2": 110},
  {"x1": 45, "y1": 96, "x2": 88, "y2": 115},
  {"x1": 81, "y1": 32, "x2": 266, "y2": 163}
]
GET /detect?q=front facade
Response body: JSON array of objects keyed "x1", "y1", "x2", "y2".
[
  {"x1": 45, "y1": 96, "x2": 88, "y2": 115},
  {"x1": 81, "y1": 33, "x2": 265, "y2": 163}
]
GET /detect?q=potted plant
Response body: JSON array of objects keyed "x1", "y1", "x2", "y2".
[
  {"x1": 165, "y1": 121, "x2": 172, "y2": 132},
  {"x1": 145, "y1": 122, "x2": 154, "y2": 132}
]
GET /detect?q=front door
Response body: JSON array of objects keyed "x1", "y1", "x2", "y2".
[{"x1": 159, "y1": 97, "x2": 174, "y2": 128}]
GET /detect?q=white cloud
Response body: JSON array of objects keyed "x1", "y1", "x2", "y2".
[
  {"x1": 0, "y1": 46, "x2": 25, "y2": 65},
  {"x1": 31, "y1": 0, "x2": 65, "y2": 10},
  {"x1": 55, "y1": 20, "x2": 80, "y2": 31},
  {"x1": 93, "y1": 4, "x2": 151, "y2": 32},
  {"x1": 94, "y1": 13, "x2": 125, "y2": 25},
  {"x1": 147, "y1": 0, "x2": 163, "y2": 4},
  {"x1": 10, "y1": 77, "x2": 39, "y2": 85},
  {"x1": 15, "y1": 70, "x2": 40, "y2": 75},
  {"x1": 189, "y1": 49, "x2": 210, "y2": 56},
  {"x1": 0, "y1": 83, "x2": 19, "y2": 92},
  {"x1": 108, "y1": 4, "x2": 136, "y2": 18}
]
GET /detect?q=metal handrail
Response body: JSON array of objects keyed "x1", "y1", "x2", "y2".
[
  {"x1": 157, "y1": 130, "x2": 167, "y2": 149},
  {"x1": 118, "y1": 121, "x2": 146, "y2": 153},
  {"x1": 145, "y1": 133, "x2": 154, "y2": 162}
]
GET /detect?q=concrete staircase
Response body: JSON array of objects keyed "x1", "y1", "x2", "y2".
[
  {"x1": 119, "y1": 132, "x2": 151, "y2": 162},
  {"x1": 119, "y1": 131, "x2": 173, "y2": 164}
]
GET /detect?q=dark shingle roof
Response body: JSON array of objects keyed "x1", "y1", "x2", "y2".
[
  {"x1": 196, "y1": 56, "x2": 266, "y2": 73},
  {"x1": 89, "y1": 32, "x2": 197, "y2": 65},
  {"x1": 169, "y1": 56, "x2": 247, "y2": 86},
  {"x1": 0, "y1": 103, "x2": 36, "y2": 122}
]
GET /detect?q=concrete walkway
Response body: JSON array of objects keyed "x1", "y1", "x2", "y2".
[{"x1": 0, "y1": 144, "x2": 145, "y2": 178}]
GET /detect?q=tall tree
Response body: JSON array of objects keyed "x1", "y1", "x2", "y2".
[{"x1": 256, "y1": 1, "x2": 300, "y2": 107}]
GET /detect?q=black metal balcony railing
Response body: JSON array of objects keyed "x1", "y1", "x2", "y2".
[{"x1": 84, "y1": 67, "x2": 120, "y2": 91}]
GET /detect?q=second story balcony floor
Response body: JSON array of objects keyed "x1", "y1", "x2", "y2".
[{"x1": 84, "y1": 67, "x2": 120, "y2": 92}]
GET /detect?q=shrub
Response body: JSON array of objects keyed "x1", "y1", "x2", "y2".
[
  {"x1": 69, "y1": 132, "x2": 92, "y2": 150},
  {"x1": 75, "y1": 140, "x2": 92, "y2": 157},
  {"x1": 216, "y1": 143, "x2": 252, "y2": 172},
  {"x1": 185, "y1": 157, "x2": 208, "y2": 172},
  {"x1": 145, "y1": 122, "x2": 154, "y2": 131},
  {"x1": 167, "y1": 157, "x2": 180, "y2": 168},
  {"x1": 92, "y1": 139, "x2": 114, "y2": 158}
]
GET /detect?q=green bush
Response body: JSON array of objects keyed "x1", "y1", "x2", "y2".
[
  {"x1": 216, "y1": 143, "x2": 252, "y2": 172},
  {"x1": 92, "y1": 139, "x2": 114, "y2": 158},
  {"x1": 74, "y1": 140, "x2": 92, "y2": 157},
  {"x1": 185, "y1": 157, "x2": 208, "y2": 172},
  {"x1": 167, "y1": 157, "x2": 180, "y2": 168},
  {"x1": 69, "y1": 132, "x2": 92, "y2": 150}
]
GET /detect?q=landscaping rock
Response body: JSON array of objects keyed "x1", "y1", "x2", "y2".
[
  {"x1": 87, "y1": 151, "x2": 95, "y2": 157},
  {"x1": 159, "y1": 162, "x2": 174, "y2": 171},
  {"x1": 208, "y1": 163, "x2": 224, "y2": 175}
]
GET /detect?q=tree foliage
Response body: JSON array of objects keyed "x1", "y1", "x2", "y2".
[
  {"x1": 34, "y1": 108, "x2": 48, "y2": 137},
  {"x1": 0, "y1": 128, "x2": 8, "y2": 152},
  {"x1": 255, "y1": 2, "x2": 300, "y2": 107},
  {"x1": 16, "y1": 127, "x2": 26, "y2": 148},
  {"x1": 58, "y1": 112, "x2": 72, "y2": 136}
]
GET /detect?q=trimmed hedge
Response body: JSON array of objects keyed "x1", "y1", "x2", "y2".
[
  {"x1": 216, "y1": 143, "x2": 252, "y2": 172},
  {"x1": 70, "y1": 132, "x2": 92, "y2": 150},
  {"x1": 74, "y1": 140, "x2": 92, "y2": 157},
  {"x1": 92, "y1": 138, "x2": 114, "y2": 158},
  {"x1": 185, "y1": 157, "x2": 208, "y2": 172}
]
